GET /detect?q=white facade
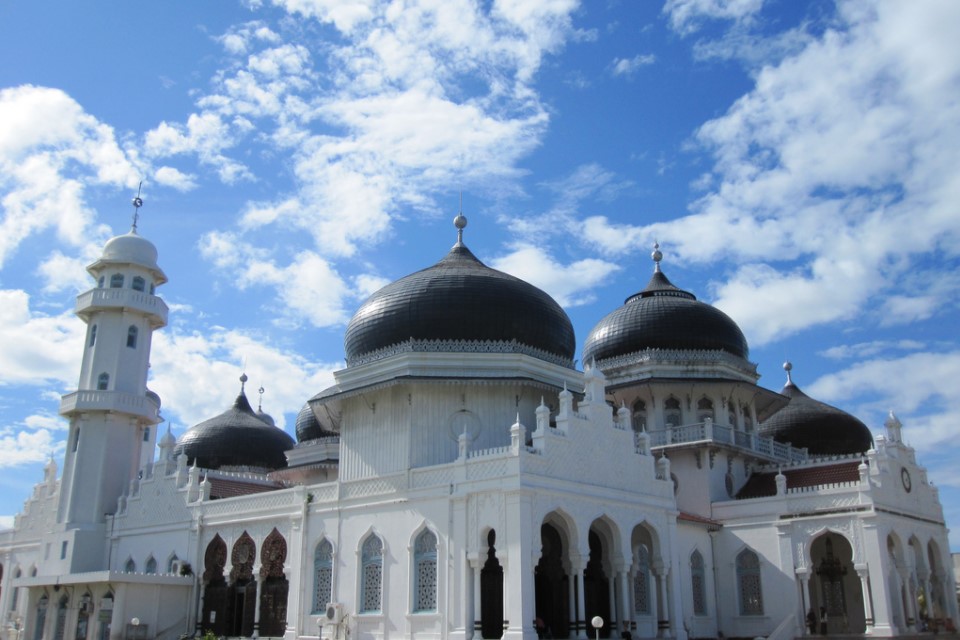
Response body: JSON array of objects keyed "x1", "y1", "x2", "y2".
[{"x1": 0, "y1": 224, "x2": 956, "y2": 640}]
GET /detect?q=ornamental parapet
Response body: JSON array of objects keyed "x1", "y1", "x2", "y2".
[
  {"x1": 76, "y1": 288, "x2": 168, "y2": 327},
  {"x1": 647, "y1": 420, "x2": 808, "y2": 463},
  {"x1": 345, "y1": 337, "x2": 574, "y2": 369},
  {"x1": 60, "y1": 390, "x2": 161, "y2": 423}
]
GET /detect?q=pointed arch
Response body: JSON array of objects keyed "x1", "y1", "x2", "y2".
[
  {"x1": 736, "y1": 548, "x2": 763, "y2": 615},
  {"x1": 227, "y1": 532, "x2": 257, "y2": 637},
  {"x1": 690, "y1": 549, "x2": 707, "y2": 615},
  {"x1": 144, "y1": 555, "x2": 157, "y2": 574},
  {"x1": 97, "y1": 373, "x2": 109, "y2": 391},
  {"x1": 631, "y1": 399, "x2": 647, "y2": 432},
  {"x1": 201, "y1": 535, "x2": 228, "y2": 636},
  {"x1": 167, "y1": 553, "x2": 180, "y2": 575},
  {"x1": 536, "y1": 517, "x2": 570, "y2": 639},
  {"x1": 313, "y1": 538, "x2": 334, "y2": 614},
  {"x1": 258, "y1": 528, "x2": 288, "y2": 638},
  {"x1": 696, "y1": 397, "x2": 715, "y2": 422},
  {"x1": 480, "y1": 529, "x2": 504, "y2": 639},
  {"x1": 664, "y1": 396, "x2": 682, "y2": 427},
  {"x1": 413, "y1": 528, "x2": 438, "y2": 612},
  {"x1": 132, "y1": 276, "x2": 145, "y2": 292},
  {"x1": 109, "y1": 274, "x2": 124, "y2": 288},
  {"x1": 123, "y1": 557, "x2": 136, "y2": 573},
  {"x1": 126, "y1": 325, "x2": 138, "y2": 349},
  {"x1": 53, "y1": 594, "x2": 68, "y2": 640},
  {"x1": 359, "y1": 533, "x2": 384, "y2": 613},
  {"x1": 34, "y1": 594, "x2": 48, "y2": 640}
]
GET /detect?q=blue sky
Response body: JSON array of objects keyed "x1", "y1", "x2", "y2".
[{"x1": 1, "y1": 0, "x2": 959, "y2": 545}]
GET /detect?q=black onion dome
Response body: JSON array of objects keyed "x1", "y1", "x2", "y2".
[
  {"x1": 295, "y1": 402, "x2": 332, "y2": 442},
  {"x1": 582, "y1": 252, "x2": 749, "y2": 364},
  {"x1": 174, "y1": 389, "x2": 294, "y2": 470},
  {"x1": 758, "y1": 366, "x2": 873, "y2": 455},
  {"x1": 344, "y1": 241, "x2": 575, "y2": 365}
]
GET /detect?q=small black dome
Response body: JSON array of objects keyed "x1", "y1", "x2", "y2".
[
  {"x1": 759, "y1": 373, "x2": 873, "y2": 456},
  {"x1": 296, "y1": 402, "x2": 336, "y2": 442},
  {"x1": 583, "y1": 258, "x2": 749, "y2": 364},
  {"x1": 344, "y1": 241, "x2": 575, "y2": 365},
  {"x1": 174, "y1": 389, "x2": 294, "y2": 471}
]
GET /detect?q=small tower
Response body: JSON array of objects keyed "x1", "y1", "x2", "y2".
[{"x1": 56, "y1": 195, "x2": 168, "y2": 568}]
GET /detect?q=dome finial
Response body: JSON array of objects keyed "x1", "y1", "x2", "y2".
[
  {"x1": 651, "y1": 241, "x2": 662, "y2": 273},
  {"x1": 239, "y1": 372, "x2": 248, "y2": 393},
  {"x1": 454, "y1": 193, "x2": 468, "y2": 246},
  {"x1": 258, "y1": 385, "x2": 265, "y2": 411},
  {"x1": 131, "y1": 181, "x2": 144, "y2": 232},
  {"x1": 783, "y1": 361, "x2": 793, "y2": 385}
]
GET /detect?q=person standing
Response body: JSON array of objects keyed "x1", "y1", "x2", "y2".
[{"x1": 819, "y1": 607, "x2": 828, "y2": 635}]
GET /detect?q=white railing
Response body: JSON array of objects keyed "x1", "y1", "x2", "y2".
[
  {"x1": 647, "y1": 421, "x2": 808, "y2": 462},
  {"x1": 76, "y1": 288, "x2": 169, "y2": 323},
  {"x1": 60, "y1": 390, "x2": 160, "y2": 421}
]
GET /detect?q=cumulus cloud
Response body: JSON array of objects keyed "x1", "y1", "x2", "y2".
[
  {"x1": 489, "y1": 244, "x2": 619, "y2": 308},
  {"x1": 0, "y1": 86, "x2": 138, "y2": 267},
  {"x1": 149, "y1": 327, "x2": 339, "y2": 431},
  {"x1": 580, "y1": 1, "x2": 960, "y2": 345},
  {"x1": 0, "y1": 289, "x2": 84, "y2": 387}
]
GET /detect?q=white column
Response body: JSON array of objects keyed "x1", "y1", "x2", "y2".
[
  {"x1": 654, "y1": 564, "x2": 671, "y2": 638},
  {"x1": 855, "y1": 566, "x2": 874, "y2": 632},
  {"x1": 252, "y1": 574, "x2": 263, "y2": 638},
  {"x1": 573, "y1": 558, "x2": 588, "y2": 640},
  {"x1": 469, "y1": 557, "x2": 482, "y2": 640},
  {"x1": 796, "y1": 570, "x2": 810, "y2": 635},
  {"x1": 618, "y1": 565, "x2": 631, "y2": 636}
]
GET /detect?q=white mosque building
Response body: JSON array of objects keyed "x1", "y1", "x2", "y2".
[{"x1": 0, "y1": 206, "x2": 955, "y2": 640}]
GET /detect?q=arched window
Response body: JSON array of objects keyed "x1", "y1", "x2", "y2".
[
  {"x1": 145, "y1": 556, "x2": 157, "y2": 574},
  {"x1": 360, "y1": 535, "x2": 383, "y2": 613},
  {"x1": 631, "y1": 400, "x2": 647, "y2": 432},
  {"x1": 736, "y1": 549, "x2": 763, "y2": 615},
  {"x1": 53, "y1": 595, "x2": 68, "y2": 640},
  {"x1": 97, "y1": 276, "x2": 105, "y2": 288},
  {"x1": 88, "y1": 325, "x2": 97, "y2": 348},
  {"x1": 313, "y1": 540, "x2": 333, "y2": 613},
  {"x1": 727, "y1": 402, "x2": 737, "y2": 428},
  {"x1": 97, "y1": 373, "x2": 109, "y2": 391},
  {"x1": 633, "y1": 544, "x2": 651, "y2": 614},
  {"x1": 167, "y1": 554, "x2": 180, "y2": 574},
  {"x1": 664, "y1": 397, "x2": 682, "y2": 428},
  {"x1": 109, "y1": 274, "x2": 124, "y2": 288},
  {"x1": 132, "y1": 276, "x2": 145, "y2": 292},
  {"x1": 127, "y1": 326, "x2": 138, "y2": 348},
  {"x1": 696, "y1": 397, "x2": 715, "y2": 422},
  {"x1": 414, "y1": 529, "x2": 438, "y2": 612},
  {"x1": 34, "y1": 595, "x2": 48, "y2": 640},
  {"x1": 691, "y1": 550, "x2": 706, "y2": 615},
  {"x1": 124, "y1": 558, "x2": 136, "y2": 573}
]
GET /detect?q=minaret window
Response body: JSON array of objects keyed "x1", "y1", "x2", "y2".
[
  {"x1": 145, "y1": 556, "x2": 157, "y2": 574},
  {"x1": 127, "y1": 326, "x2": 138, "y2": 348},
  {"x1": 727, "y1": 402, "x2": 737, "y2": 428},
  {"x1": 664, "y1": 397, "x2": 682, "y2": 427},
  {"x1": 696, "y1": 397, "x2": 715, "y2": 422},
  {"x1": 97, "y1": 373, "x2": 109, "y2": 390},
  {"x1": 632, "y1": 400, "x2": 647, "y2": 432},
  {"x1": 88, "y1": 325, "x2": 97, "y2": 347},
  {"x1": 742, "y1": 407, "x2": 754, "y2": 433},
  {"x1": 149, "y1": 283, "x2": 155, "y2": 294},
  {"x1": 132, "y1": 276, "x2": 145, "y2": 292},
  {"x1": 109, "y1": 274, "x2": 124, "y2": 288},
  {"x1": 97, "y1": 276, "x2": 105, "y2": 288},
  {"x1": 71, "y1": 427, "x2": 79, "y2": 452},
  {"x1": 124, "y1": 558, "x2": 136, "y2": 573}
]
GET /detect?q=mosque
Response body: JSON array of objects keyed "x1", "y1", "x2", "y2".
[{"x1": 0, "y1": 204, "x2": 955, "y2": 640}]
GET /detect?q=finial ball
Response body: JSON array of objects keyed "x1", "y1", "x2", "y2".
[
  {"x1": 132, "y1": 196, "x2": 143, "y2": 209},
  {"x1": 454, "y1": 213, "x2": 467, "y2": 230},
  {"x1": 240, "y1": 373, "x2": 248, "y2": 383},
  {"x1": 783, "y1": 361, "x2": 792, "y2": 372},
  {"x1": 651, "y1": 242, "x2": 662, "y2": 264}
]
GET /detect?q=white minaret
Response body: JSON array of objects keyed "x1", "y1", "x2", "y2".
[{"x1": 57, "y1": 195, "x2": 168, "y2": 553}]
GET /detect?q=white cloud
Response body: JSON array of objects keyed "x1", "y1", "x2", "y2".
[
  {"x1": 663, "y1": 0, "x2": 765, "y2": 35},
  {"x1": 0, "y1": 86, "x2": 139, "y2": 267},
  {"x1": 489, "y1": 244, "x2": 620, "y2": 308},
  {"x1": 819, "y1": 340, "x2": 925, "y2": 361},
  {"x1": 37, "y1": 250, "x2": 98, "y2": 294},
  {"x1": 611, "y1": 54, "x2": 656, "y2": 77},
  {"x1": 149, "y1": 327, "x2": 339, "y2": 431},
  {"x1": 0, "y1": 426, "x2": 64, "y2": 467},
  {"x1": 0, "y1": 289, "x2": 84, "y2": 387}
]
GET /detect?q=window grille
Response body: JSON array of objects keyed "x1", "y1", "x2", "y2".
[
  {"x1": 736, "y1": 549, "x2": 763, "y2": 615},
  {"x1": 360, "y1": 536, "x2": 383, "y2": 613},
  {"x1": 313, "y1": 540, "x2": 333, "y2": 613},
  {"x1": 414, "y1": 530, "x2": 438, "y2": 612},
  {"x1": 691, "y1": 550, "x2": 706, "y2": 615},
  {"x1": 633, "y1": 544, "x2": 650, "y2": 614}
]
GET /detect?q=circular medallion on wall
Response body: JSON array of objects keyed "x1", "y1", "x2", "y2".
[
  {"x1": 448, "y1": 409, "x2": 482, "y2": 441},
  {"x1": 901, "y1": 467, "x2": 912, "y2": 493}
]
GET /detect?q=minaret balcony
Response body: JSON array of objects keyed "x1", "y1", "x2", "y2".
[
  {"x1": 75, "y1": 288, "x2": 168, "y2": 327},
  {"x1": 60, "y1": 390, "x2": 161, "y2": 423}
]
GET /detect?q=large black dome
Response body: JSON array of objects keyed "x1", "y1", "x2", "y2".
[
  {"x1": 582, "y1": 249, "x2": 749, "y2": 364},
  {"x1": 344, "y1": 235, "x2": 575, "y2": 366},
  {"x1": 758, "y1": 365, "x2": 873, "y2": 456},
  {"x1": 174, "y1": 382, "x2": 294, "y2": 471}
]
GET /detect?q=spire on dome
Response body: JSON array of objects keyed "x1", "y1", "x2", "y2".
[
  {"x1": 651, "y1": 241, "x2": 662, "y2": 273},
  {"x1": 239, "y1": 373, "x2": 248, "y2": 394},
  {"x1": 131, "y1": 182, "x2": 144, "y2": 232},
  {"x1": 783, "y1": 361, "x2": 794, "y2": 385},
  {"x1": 454, "y1": 196, "x2": 468, "y2": 246}
]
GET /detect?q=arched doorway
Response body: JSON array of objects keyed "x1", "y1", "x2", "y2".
[
  {"x1": 584, "y1": 530, "x2": 611, "y2": 637},
  {"x1": 258, "y1": 529, "x2": 289, "y2": 637},
  {"x1": 535, "y1": 523, "x2": 570, "y2": 639},
  {"x1": 227, "y1": 532, "x2": 257, "y2": 637},
  {"x1": 630, "y1": 524, "x2": 659, "y2": 638},
  {"x1": 201, "y1": 535, "x2": 228, "y2": 636},
  {"x1": 480, "y1": 530, "x2": 504, "y2": 639},
  {"x1": 810, "y1": 533, "x2": 863, "y2": 633}
]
